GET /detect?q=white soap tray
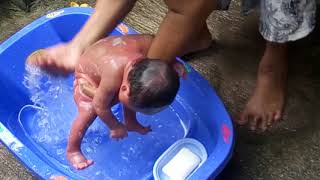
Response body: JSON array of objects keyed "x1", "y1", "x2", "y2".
[{"x1": 153, "y1": 138, "x2": 208, "y2": 180}]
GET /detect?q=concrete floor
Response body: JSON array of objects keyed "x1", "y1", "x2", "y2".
[{"x1": 0, "y1": 0, "x2": 320, "y2": 179}]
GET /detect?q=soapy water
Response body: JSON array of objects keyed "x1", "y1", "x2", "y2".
[
  {"x1": 21, "y1": 65, "x2": 75, "y2": 145},
  {"x1": 20, "y1": 65, "x2": 192, "y2": 179},
  {"x1": 21, "y1": 65, "x2": 123, "y2": 144}
]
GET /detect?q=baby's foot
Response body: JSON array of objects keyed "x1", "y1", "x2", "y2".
[
  {"x1": 127, "y1": 123, "x2": 152, "y2": 135},
  {"x1": 67, "y1": 151, "x2": 93, "y2": 170}
]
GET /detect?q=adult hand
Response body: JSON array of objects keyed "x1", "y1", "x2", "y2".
[{"x1": 27, "y1": 43, "x2": 81, "y2": 74}]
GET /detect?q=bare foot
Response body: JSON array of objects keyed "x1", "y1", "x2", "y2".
[
  {"x1": 237, "y1": 42, "x2": 288, "y2": 131},
  {"x1": 127, "y1": 123, "x2": 152, "y2": 135},
  {"x1": 67, "y1": 151, "x2": 93, "y2": 170},
  {"x1": 184, "y1": 24, "x2": 213, "y2": 55},
  {"x1": 175, "y1": 24, "x2": 213, "y2": 78}
]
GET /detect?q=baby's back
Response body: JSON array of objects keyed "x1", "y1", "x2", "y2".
[{"x1": 75, "y1": 36, "x2": 144, "y2": 86}]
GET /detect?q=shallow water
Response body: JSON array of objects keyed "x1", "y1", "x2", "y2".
[{"x1": 20, "y1": 65, "x2": 193, "y2": 179}]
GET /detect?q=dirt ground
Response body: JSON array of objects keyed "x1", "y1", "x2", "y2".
[{"x1": 0, "y1": 0, "x2": 320, "y2": 179}]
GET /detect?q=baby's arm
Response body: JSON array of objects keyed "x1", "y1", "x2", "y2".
[
  {"x1": 93, "y1": 71, "x2": 128, "y2": 139},
  {"x1": 123, "y1": 106, "x2": 151, "y2": 135}
]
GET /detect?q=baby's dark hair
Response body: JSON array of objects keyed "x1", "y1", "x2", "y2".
[{"x1": 127, "y1": 59, "x2": 180, "y2": 111}]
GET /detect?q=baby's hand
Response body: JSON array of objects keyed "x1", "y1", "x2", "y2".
[{"x1": 110, "y1": 123, "x2": 128, "y2": 140}]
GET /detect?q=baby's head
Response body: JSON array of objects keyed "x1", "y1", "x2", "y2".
[{"x1": 119, "y1": 59, "x2": 180, "y2": 115}]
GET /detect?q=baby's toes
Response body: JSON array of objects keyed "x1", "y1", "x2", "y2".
[
  {"x1": 87, "y1": 159, "x2": 93, "y2": 165},
  {"x1": 76, "y1": 160, "x2": 93, "y2": 170},
  {"x1": 76, "y1": 162, "x2": 88, "y2": 170}
]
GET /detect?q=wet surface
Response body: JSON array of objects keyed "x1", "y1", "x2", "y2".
[{"x1": 0, "y1": 0, "x2": 320, "y2": 179}]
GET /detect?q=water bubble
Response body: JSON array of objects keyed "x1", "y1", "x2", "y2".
[
  {"x1": 85, "y1": 146, "x2": 93, "y2": 153},
  {"x1": 95, "y1": 171, "x2": 101, "y2": 176},
  {"x1": 94, "y1": 136, "x2": 102, "y2": 144},
  {"x1": 22, "y1": 65, "x2": 76, "y2": 145},
  {"x1": 56, "y1": 148, "x2": 64, "y2": 155},
  {"x1": 21, "y1": 64, "x2": 195, "y2": 179},
  {"x1": 121, "y1": 155, "x2": 129, "y2": 161}
]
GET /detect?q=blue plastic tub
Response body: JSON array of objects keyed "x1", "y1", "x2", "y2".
[{"x1": 0, "y1": 7, "x2": 234, "y2": 180}]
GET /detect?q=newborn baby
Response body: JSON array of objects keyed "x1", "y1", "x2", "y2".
[{"x1": 27, "y1": 35, "x2": 180, "y2": 170}]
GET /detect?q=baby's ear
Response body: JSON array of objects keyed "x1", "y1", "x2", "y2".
[
  {"x1": 173, "y1": 61, "x2": 188, "y2": 79},
  {"x1": 130, "y1": 53, "x2": 144, "y2": 63},
  {"x1": 120, "y1": 84, "x2": 127, "y2": 91},
  {"x1": 120, "y1": 84, "x2": 130, "y2": 96}
]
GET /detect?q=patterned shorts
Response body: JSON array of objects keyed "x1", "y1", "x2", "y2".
[{"x1": 217, "y1": 0, "x2": 316, "y2": 43}]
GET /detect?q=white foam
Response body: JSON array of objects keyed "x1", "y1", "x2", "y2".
[
  {"x1": 112, "y1": 37, "x2": 127, "y2": 46},
  {"x1": 109, "y1": 59, "x2": 118, "y2": 68},
  {"x1": 79, "y1": 101, "x2": 93, "y2": 111},
  {"x1": 22, "y1": 65, "x2": 76, "y2": 144}
]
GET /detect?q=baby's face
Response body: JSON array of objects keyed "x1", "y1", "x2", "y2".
[
  {"x1": 119, "y1": 92, "x2": 167, "y2": 115},
  {"x1": 117, "y1": 60, "x2": 136, "y2": 105}
]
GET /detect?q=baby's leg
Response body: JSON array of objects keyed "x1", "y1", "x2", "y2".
[
  {"x1": 67, "y1": 108, "x2": 96, "y2": 170},
  {"x1": 67, "y1": 80, "x2": 96, "y2": 170}
]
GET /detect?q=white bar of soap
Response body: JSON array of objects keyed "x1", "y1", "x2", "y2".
[{"x1": 162, "y1": 147, "x2": 201, "y2": 180}]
